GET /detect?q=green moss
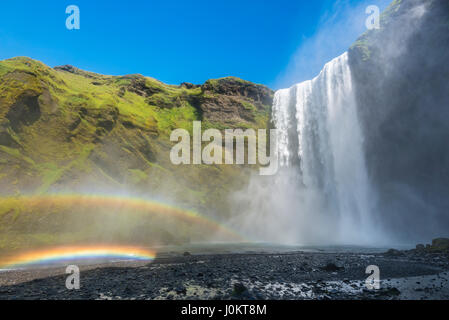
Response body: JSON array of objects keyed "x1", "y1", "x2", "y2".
[
  {"x1": 35, "y1": 163, "x2": 65, "y2": 193},
  {"x1": 156, "y1": 105, "x2": 200, "y2": 135},
  {"x1": 241, "y1": 101, "x2": 256, "y2": 111},
  {"x1": 352, "y1": 39, "x2": 372, "y2": 61},
  {"x1": 0, "y1": 146, "x2": 35, "y2": 166},
  {"x1": 0, "y1": 62, "x2": 12, "y2": 77},
  {"x1": 383, "y1": 0, "x2": 402, "y2": 18},
  {"x1": 207, "y1": 76, "x2": 251, "y2": 87},
  {"x1": 128, "y1": 169, "x2": 148, "y2": 184},
  {"x1": 146, "y1": 93, "x2": 181, "y2": 108}
]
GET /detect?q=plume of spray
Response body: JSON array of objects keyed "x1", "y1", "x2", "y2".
[{"x1": 230, "y1": 53, "x2": 389, "y2": 246}]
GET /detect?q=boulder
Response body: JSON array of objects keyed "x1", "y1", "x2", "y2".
[
  {"x1": 431, "y1": 238, "x2": 449, "y2": 251},
  {"x1": 232, "y1": 283, "x2": 247, "y2": 296},
  {"x1": 180, "y1": 82, "x2": 199, "y2": 89},
  {"x1": 385, "y1": 249, "x2": 405, "y2": 257},
  {"x1": 415, "y1": 244, "x2": 425, "y2": 251},
  {"x1": 321, "y1": 263, "x2": 344, "y2": 272}
]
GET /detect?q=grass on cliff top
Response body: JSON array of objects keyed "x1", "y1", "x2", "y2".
[
  {"x1": 0, "y1": 57, "x2": 202, "y2": 130},
  {"x1": 350, "y1": 0, "x2": 404, "y2": 62}
]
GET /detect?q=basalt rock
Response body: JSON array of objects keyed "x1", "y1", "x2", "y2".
[
  {"x1": 431, "y1": 238, "x2": 449, "y2": 251},
  {"x1": 197, "y1": 77, "x2": 273, "y2": 125},
  {"x1": 6, "y1": 90, "x2": 41, "y2": 131},
  {"x1": 126, "y1": 76, "x2": 162, "y2": 97}
]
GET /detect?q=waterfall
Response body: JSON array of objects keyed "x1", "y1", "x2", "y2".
[{"x1": 272, "y1": 52, "x2": 377, "y2": 244}]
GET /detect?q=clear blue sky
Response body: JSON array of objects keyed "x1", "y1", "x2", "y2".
[{"x1": 0, "y1": 0, "x2": 389, "y2": 89}]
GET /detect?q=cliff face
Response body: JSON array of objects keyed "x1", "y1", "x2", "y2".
[
  {"x1": 349, "y1": 0, "x2": 449, "y2": 240},
  {"x1": 0, "y1": 57, "x2": 272, "y2": 249}
]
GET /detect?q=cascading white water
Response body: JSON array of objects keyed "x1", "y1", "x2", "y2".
[
  {"x1": 272, "y1": 52, "x2": 377, "y2": 244},
  {"x1": 231, "y1": 52, "x2": 383, "y2": 245}
]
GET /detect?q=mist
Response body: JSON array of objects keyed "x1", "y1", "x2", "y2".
[{"x1": 274, "y1": 0, "x2": 391, "y2": 89}]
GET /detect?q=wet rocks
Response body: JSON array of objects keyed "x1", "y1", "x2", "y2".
[
  {"x1": 232, "y1": 283, "x2": 248, "y2": 297},
  {"x1": 409, "y1": 238, "x2": 449, "y2": 256},
  {"x1": 175, "y1": 286, "x2": 187, "y2": 295},
  {"x1": 321, "y1": 263, "x2": 344, "y2": 272},
  {"x1": 431, "y1": 238, "x2": 449, "y2": 251},
  {"x1": 376, "y1": 287, "x2": 401, "y2": 297},
  {"x1": 385, "y1": 249, "x2": 405, "y2": 257},
  {"x1": 416, "y1": 244, "x2": 425, "y2": 251},
  {"x1": 1, "y1": 249, "x2": 448, "y2": 300}
]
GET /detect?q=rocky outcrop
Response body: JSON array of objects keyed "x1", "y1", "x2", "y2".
[
  {"x1": 6, "y1": 90, "x2": 41, "y2": 131},
  {"x1": 54, "y1": 65, "x2": 103, "y2": 80},
  {"x1": 197, "y1": 77, "x2": 273, "y2": 125},
  {"x1": 415, "y1": 238, "x2": 449, "y2": 252},
  {"x1": 180, "y1": 82, "x2": 199, "y2": 89},
  {"x1": 202, "y1": 77, "x2": 273, "y2": 106},
  {"x1": 123, "y1": 75, "x2": 162, "y2": 97}
]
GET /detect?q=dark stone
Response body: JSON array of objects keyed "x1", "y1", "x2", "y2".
[
  {"x1": 54, "y1": 65, "x2": 78, "y2": 73},
  {"x1": 180, "y1": 82, "x2": 199, "y2": 89},
  {"x1": 54, "y1": 65, "x2": 99, "y2": 79},
  {"x1": 125, "y1": 76, "x2": 161, "y2": 97},
  {"x1": 384, "y1": 287, "x2": 401, "y2": 296},
  {"x1": 0, "y1": 125, "x2": 20, "y2": 148},
  {"x1": 118, "y1": 87, "x2": 126, "y2": 97},
  {"x1": 232, "y1": 283, "x2": 247, "y2": 296},
  {"x1": 79, "y1": 107, "x2": 88, "y2": 117},
  {"x1": 175, "y1": 286, "x2": 187, "y2": 295},
  {"x1": 431, "y1": 238, "x2": 449, "y2": 250},
  {"x1": 196, "y1": 77, "x2": 273, "y2": 125},
  {"x1": 97, "y1": 120, "x2": 115, "y2": 132},
  {"x1": 69, "y1": 116, "x2": 82, "y2": 131},
  {"x1": 321, "y1": 263, "x2": 344, "y2": 272},
  {"x1": 122, "y1": 120, "x2": 136, "y2": 129},
  {"x1": 202, "y1": 77, "x2": 273, "y2": 106},
  {"x1": 385, "y1": 249, "x2": 405, "y2": 257},
  {"x1": 6, "y1": 91, "x2": 41, "y2": 131}
]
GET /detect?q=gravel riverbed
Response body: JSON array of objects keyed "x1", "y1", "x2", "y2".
[{"x1": 0, "y1": 247, "x2": 448, "y2": 300}]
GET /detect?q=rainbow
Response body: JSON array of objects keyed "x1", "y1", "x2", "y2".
[
  {"x1": 0, "y1": 245, "x2": 156, "y2": 268},
  {"x1": 0, "y1": 194, "x2": 245, "y2": 241}
]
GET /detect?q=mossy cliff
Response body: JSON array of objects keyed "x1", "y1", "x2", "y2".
[{"x1": 0, "y1": 57, "x2": 273, "y2": 251}]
